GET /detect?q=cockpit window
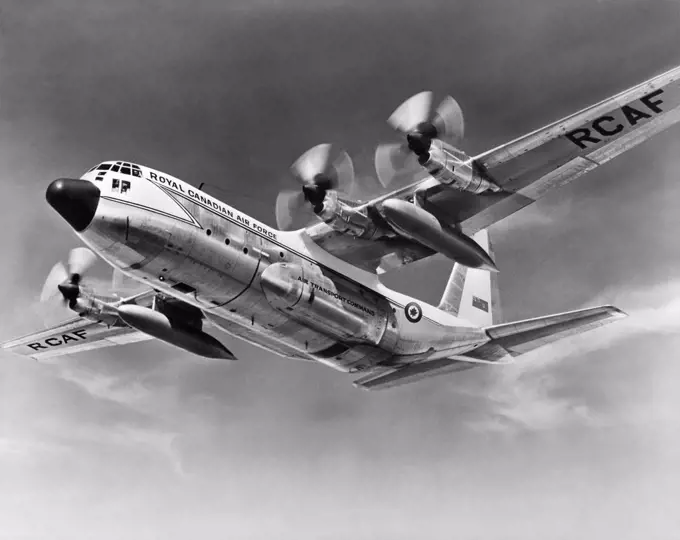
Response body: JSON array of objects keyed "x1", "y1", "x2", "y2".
[
  {"x1": 97, "y1": 164, "x2": 112, "y2": 171},
  {"x1": 121, "y1": 166, "x2": 131, "y2": 175},
  {"x1": 112, "y1": 178, "x2": 131, "y2": 193},
  {"x1": 110, "y1": 164, "x2": 120, "y2": 172}
]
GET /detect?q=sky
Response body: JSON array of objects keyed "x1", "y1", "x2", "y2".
[{"x1": 1, "y1": 0, "x2": 680, "y2": 538}]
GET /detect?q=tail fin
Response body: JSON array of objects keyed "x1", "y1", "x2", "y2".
[{"x1": 438, "y1": 229, "x2": 501, "y2": 327}]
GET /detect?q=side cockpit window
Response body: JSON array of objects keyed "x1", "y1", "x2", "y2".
[
  {"x1": 112, "y1": 177, "x2": 131, "y2": 194},
  {"x1": 109, "y1": 161, "x2": 142, "y2": 193}
]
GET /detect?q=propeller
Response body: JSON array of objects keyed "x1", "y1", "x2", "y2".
[
  {"x1": 375, "y1": 91, "x2": 465, "y2": 187},
  {"x1": 40, "y1": 247, "x2": 97, "y2": 307},
  {"x1": 275, "y1": 144, "x2": 356, "y2": 231}
]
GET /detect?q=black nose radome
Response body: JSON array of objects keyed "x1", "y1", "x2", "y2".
[{"x1": 46, "y1": 178, "x2": 100, "y2": 232}]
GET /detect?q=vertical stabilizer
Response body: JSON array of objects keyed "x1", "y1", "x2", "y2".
[{"x1": 438, "y1": 229, "x2": 501, "y2": 327}]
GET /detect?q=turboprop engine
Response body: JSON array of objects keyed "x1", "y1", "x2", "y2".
[
  {"x1": 259, "y1": 262, "x2": 392, "y2": 345},
  {"x1": 378, "y1": 199, "x2": 498, "y2": 271},
  {"x1": 374, "y1": 91, "x2": 501, "y2": 194},
  {"x1": 38, "y1": 248, "x2": 235, "y2": 360},
  {"x1": 275, "y1": 144, "x2": 389, "y2": 239}
]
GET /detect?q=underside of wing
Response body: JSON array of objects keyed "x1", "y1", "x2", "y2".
[
  {"x1": 1, "y1": 317, "x2": 152, "y2": 360},
  {"x1": 426, "y1": 64, "x2": 680, "y2": 235},
  {"x1": 303, "y1": 221, "x2": 434, "y2": 274}
]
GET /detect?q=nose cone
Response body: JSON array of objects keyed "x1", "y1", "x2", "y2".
[{"x1": 46, "y1": 178, "x2": 100, "y2": 232}]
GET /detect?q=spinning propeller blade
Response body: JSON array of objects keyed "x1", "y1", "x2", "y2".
[
  {"x1": 374, "y1": 142, "x2": 420, "y2": 188},
  {"x1": 39, "y1": 262, "x2": 68, "y2": 303},
  {"x1": 276, "y1": 144, "x2": 358, "y2": 231},
  {"x1": 387, "y1": 91, "x2": 433, "y2": 134},
  {"x1": 432, "y1": 95, "x2": 465, "y2": 143},
  {"x1": 275, "y1": 189, "x2": 312, "y2": 231},
  {"x1": 67, "y1": 247, "x2": 97, "y2": 281},
  {"x1": 291, "y1": 143, "x2": 332, "y2": 184},
  {"x1": 39, "y1": 247, "x2": 97, "y2": 307},
  {"x1": 375, "y1": 91, "x2": 465, "y2": 186}
]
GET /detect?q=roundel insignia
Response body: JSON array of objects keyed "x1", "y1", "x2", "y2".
[{"x1": 404, "y1": 302, "x2": 423, "y2": 323}]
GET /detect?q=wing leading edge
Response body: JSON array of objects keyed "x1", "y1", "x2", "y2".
[
  {"x1": 307, "y1": 64, "x2": 680, "y2": 273},
  {"x1": 427, "y1": 64, "x2": 680, "y2": 234}
]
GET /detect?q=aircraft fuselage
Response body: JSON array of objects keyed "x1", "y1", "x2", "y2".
[{"x1": 51, "y1": 161, "x2": 487, "y2": 372}]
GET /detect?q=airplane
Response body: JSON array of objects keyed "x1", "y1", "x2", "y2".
[{"x1": 2, "y1": 64, "x2": 680, "y2": 390}]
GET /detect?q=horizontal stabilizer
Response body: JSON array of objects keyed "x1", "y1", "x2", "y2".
[
  {"x1": 353, "y1": 358, "x2": 478, "y2": 391},
  {"x1": 483, "y1": 304, "x2": 626, "y2": 357},
  {"x1": 355, "y1": 304, "x2": 626, "y2": 390}
]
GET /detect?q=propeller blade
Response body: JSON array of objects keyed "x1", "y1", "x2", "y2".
[
  {"x1": 291, "y1": 143, "x2": 332, "y2": 184},
  {"x1": 67, "y1": 247, "x2": 96, "y2": 278},
  {"x1": 329, "y1": 150, "x2": 355, "y2": 198},
  {"x1": 432, "y1": 96, "x2": 465, "y2": 142},
  {"x1": 387, "y1": 91, "x2": 433, "y2": 134},
  {"x1": 39, "y1": 262, "x2": 68, "y2": 303},
  {"x1": 374, "y1": 142, "x2": 420, "y2": 187},
  {"x1": 275, "y1": 189, "x2": 309, "y2": 230}
]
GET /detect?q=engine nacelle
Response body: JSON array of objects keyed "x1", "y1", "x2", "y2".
[
  {"x1": 71, "y1": 293, "x2": 121, "y2": 326},
  {"x1": 420, "y1": 143, "x2": 501, "y2": 194},
  {"x1": 314, "y1": 190, "x2": 387, "y2": 239},
  {"x1": 259, "y1": 262, "x2": 390, "y2": 345}
]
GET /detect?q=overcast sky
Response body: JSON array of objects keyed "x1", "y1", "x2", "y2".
[{"x1": 2, "y1": 1, "x2": 680, "y2": 538}]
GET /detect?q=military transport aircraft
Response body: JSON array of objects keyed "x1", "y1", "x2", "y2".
[{"x1": 2, "y1": 64, "x2": 680, "y2": 390}]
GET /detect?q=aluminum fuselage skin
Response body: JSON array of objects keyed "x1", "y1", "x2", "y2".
[{"x1": 75, "y1": 163, "x2": 488, "y2": 373}]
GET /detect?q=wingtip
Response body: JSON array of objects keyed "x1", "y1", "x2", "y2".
[{"x1": 600, "y1": 304, "x2": 628, "y2": 318}]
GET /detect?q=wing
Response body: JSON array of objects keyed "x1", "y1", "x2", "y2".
[
  {"x1": 1, "y1": 290, "x2": 156, "y2": 361},
  {"x1": 1, "y1": 316, "x2": 152, "y2": 360},
  {"x1": 422, "y1": 64, "x2": 680, "y2": 235},
  {"x1": 308, "y1": 64, "x2": 680, "y2": 272}
]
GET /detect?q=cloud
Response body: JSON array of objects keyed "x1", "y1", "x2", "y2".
[
  {"x1": 0, "y1": 436, "x2": 67, "y2": 461},
  {"x1": 56, "y1": 365, "x2": 151, "y2": 407},
  {"x1": 454, "y1": 279, "x2": 680, "y2": 435},
  {"x1": 461, "y1": 370, "x2": 604, "y2": 435},
  {"x1": 44, "y1": 361, "x2": 190, "y2": 477}
]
